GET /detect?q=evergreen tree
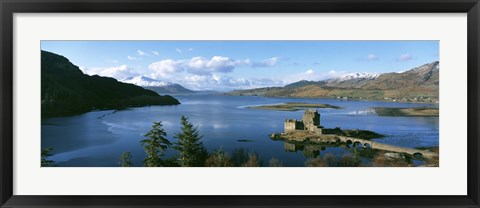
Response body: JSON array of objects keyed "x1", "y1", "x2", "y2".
[
  {"x1": 140, "y1": 121, "x2": 172, "y2": 167},
  {"x1": 119, "y1": 152, "x2": 133, "y2": 167},
  {"x1": 41, "y1": 147, "x2": 56, "y2": 167},
  {"x1": 174, "y1": 116, "x2": 208, "y2": 167}
]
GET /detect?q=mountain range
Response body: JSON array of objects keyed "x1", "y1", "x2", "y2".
[
  {"x1": 226, "y1": 61, "x2": 439, "y2": 103},
  {"x1": 41, "y1": 51, "x2": 180, "y2": 116},
  {"x1": 121, "y1": 76, "x2": 195, "y2": 94}
]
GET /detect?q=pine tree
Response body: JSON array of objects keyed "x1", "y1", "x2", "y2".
[
  {"x1": 174, "y1": 116, "x2": 208, "y2": 167},
  {"x1": 119, "y1": 152, "x2": 133, "y2": 167},
  {"x1": 140, "y1": 121, "x2": 172, "y2": 167}
]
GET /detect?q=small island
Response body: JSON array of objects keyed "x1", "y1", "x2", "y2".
[
  {"x1": 248, "y1": 102, "x2": 341, "y2": 111},
  {"x1": 373, "y1": 107, "x2": 439, "y2": 117}
]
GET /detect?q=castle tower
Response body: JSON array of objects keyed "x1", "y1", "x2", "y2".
[{"x1": 302, "y1": 109, "x2": 320, "y2": 127}]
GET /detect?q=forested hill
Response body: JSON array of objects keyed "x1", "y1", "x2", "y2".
[{"x1": 41, "y1": 50, "x2": 180, "y2": 117}]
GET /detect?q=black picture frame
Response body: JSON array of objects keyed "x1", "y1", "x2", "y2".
[{"x1": 1, "y1": 0, "x2": 479, "y2": 207}]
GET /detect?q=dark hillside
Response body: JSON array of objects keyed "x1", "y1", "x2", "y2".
[{"x1": 41, "y1": 50, "x2": 180, "y2": 117}]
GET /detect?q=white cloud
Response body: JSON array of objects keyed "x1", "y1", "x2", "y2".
[
  {"x1": 184, "y1": 74, "x2": 209, "y2": 83},
  {"x1": 367, "y1": 54, "x2": 379, "y2": 61},
  {"x1": 151, "y1": 51, "x2": 160, "y2": 56},
  {"x1": 179, "y1": 74, "x2": 284, "y2": 91},
  {"x1": 137, "y1": 50, "x2": 149, "y2": 56},
  {"x1": 176, "y1": 48, "x2": 193, "y2": 53},
  {"x1": 127, "y1": 56, "x2": 138, "y2": 60},
  {"x1": 252, "y1": 57, "x2": 280, "y2": 67},
  {"x1": 148, "y1": 56, "x2": 239, "y2": 77},
  {"x1": 398, "y1": 53, "x2": 413, "y2": 61},
  {"x1": 148, "y1": 59, "x2": 185, "y2": 78},
  {"x1": 194, "y1": 56, "x2": 237, "y2": 74},
  {"x1": 80, "y1": 65, "x2": 139, "y2": 80},
  {"x1": 148, "y1": 56, "x2": 280, "y2": 78},
  {"x1": 304, "y1": 69, "x2": 314, "y2": 75},
  {"x1": 148, "y1": 56, "x2": 281, "y2": 79}
]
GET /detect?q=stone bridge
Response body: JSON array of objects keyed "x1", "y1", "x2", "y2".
[{"x1": 336, "y1": 136, "x2": 439, "y2": 158}]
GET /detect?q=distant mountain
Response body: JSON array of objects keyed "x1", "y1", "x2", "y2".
[
  {"x1": 332, "y1": 72, "x2": 380, "y2": 81},
  {"x1": 121, "y1": 76, "x2": 195, "y2": 94},
  {"x1": 284, "y1": 80, "x2": 321, "y2": 88},
  {"x1": 145, "y1": 85, "x2": 195, "y2": 94},
  {"x1": 282, "y1": 72, "x2": 380, "y2": 90},
  {"x1": 361, "y1": 61, "x2": 439, "y2": 91},
  {"x1": 323, "y1": 72, "x2": 380, "y2": 88},
  {"x1": 226, "y1": 61, "x2": 439, "y2": 103},
  {"x1": 41, "y1": 51, "x2": 180, "y2": 116}
]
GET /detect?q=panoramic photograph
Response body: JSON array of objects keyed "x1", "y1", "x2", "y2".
[{"x1": 41, "y1": 41, "x2": 439, "y2": 167}]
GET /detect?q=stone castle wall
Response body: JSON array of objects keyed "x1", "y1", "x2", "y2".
[{"x1": 284, "y1": 110, "x2": 322, "y2": 135}]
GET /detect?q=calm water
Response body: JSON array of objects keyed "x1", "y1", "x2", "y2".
[{"x1": 41, "y1": 94, "x2": 439, "y2": 167}]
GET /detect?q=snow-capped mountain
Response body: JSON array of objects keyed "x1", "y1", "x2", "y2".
[
  {"x1": 121, "y1": 76, "x2": 172, "y2": 87},
  {"x1": 410, "y1": 61, "x2": 439, "y2": 72},
  {"x1": 120, "y1": 76, "x2": 195, "y2": 94},
  {"x1": 330, "y1": 72, "x2": 380, "y2": 82},
  {"x1": 285, "y1": 72, "x2": 381, "y2": 88},
  {"x1": 226, "y1": 61, "x2": 439, "y2": 101},
  {"x1": 323, "y1": 72, "x2": 380, "y2": 88}
]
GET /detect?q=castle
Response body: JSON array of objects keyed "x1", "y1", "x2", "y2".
[{"x1": 284, "y1": 109, "x2": 322, "y2": 134}]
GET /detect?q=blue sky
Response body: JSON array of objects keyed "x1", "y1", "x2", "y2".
[{"x1": 41, "y1": 41, "x2": 439, "y2": 91}]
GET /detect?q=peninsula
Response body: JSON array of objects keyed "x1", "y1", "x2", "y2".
[
  {"x1": 373, "y1": 107, "x2": 439, "y2": 117},
  {"x1": 248, "y1": 102, "x2": 341, "y2": 111}
]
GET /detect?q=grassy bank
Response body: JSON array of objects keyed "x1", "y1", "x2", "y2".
[{"x1": 373, "y1": 107, "x2": 439, "y2": 117}]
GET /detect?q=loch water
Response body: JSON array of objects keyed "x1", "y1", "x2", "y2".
[{"x1": 42, "y1": 94, "x2": 439, "y2": 167}]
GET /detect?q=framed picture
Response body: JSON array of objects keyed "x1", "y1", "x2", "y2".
[{"x1": 1, "y1": 0, "x2": 479, "y2": 207}]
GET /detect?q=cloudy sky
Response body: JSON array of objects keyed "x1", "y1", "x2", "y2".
[{"x1": 41, "y1": 41, "x2": 439, "y2": 91}]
